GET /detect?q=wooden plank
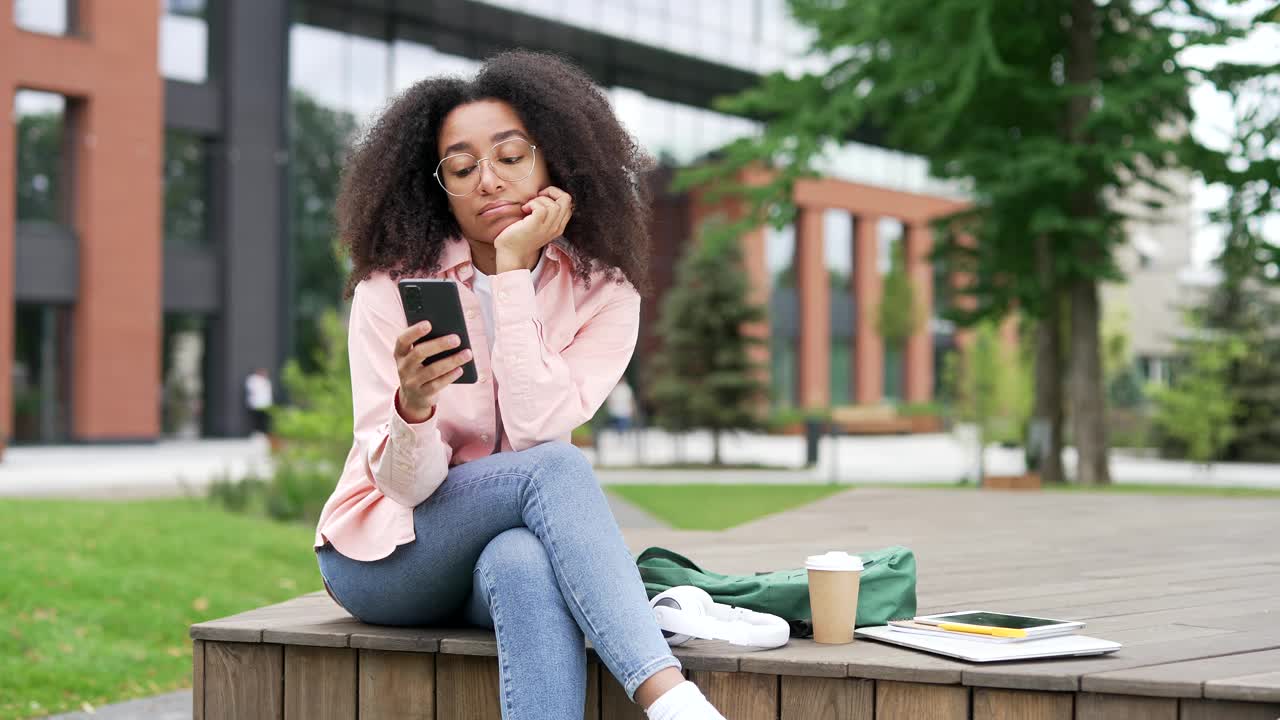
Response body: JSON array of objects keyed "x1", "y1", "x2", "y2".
[
  {"x1": 204, "y1": 641, "x2": 283, "y2": 720},
  {"x1": 670, "y1": 641, "x2": 745, "y2": 672},
  {"x1": 1205, "y1": 670, "x2": 1280, "y2": 704},
  {"x1": 193, "y1": 639, "x2": 205, "y2": 720},
  {"x1": 1177, "y1": 612, "x2": 1280, "y2": 633},
  {"x1": 349, "y1": 627, "x2": 445, "y2": 653},
  {"x1": 264, "y1": 616, "x2": 365, "y2": 648},
  {"x1": 875, "y1": 681, "x2": 968, "y2": 720},
  {"x1": 436, "y1": 653, "x2": 501, "y2": 720},
  {"x1": 1179, "y1": 698, "x2": 1280, "y2": 720},
  {"x1": 357, "y1": 649, "x2": 434, "y2": 720},
  {"x1": 1084, "y1": 648, "x2": 1280, "y2": 698},
  {"x1": 779, "y1": 676, "x2": 873, "y2": 720},
  {"x1": 972, "y1": 688, "x2": 1071, "y2": 720},
  {"x1": 1075, "y1": 693, "x2": 1177, "y2": 720},
  {"x1": 584, "y1": 659, "x2": 600, "y2": 720},
  {"x1": 192, "y1": 594, "x2": 342, "y2": 643},
  {"x1": 737, "y1": 639, "x2": 853, "y2": 678},
  {"x1": 688, "y1": 670, "x2": 778, "y2": 720},
  {"x1": 438, "y1": 628, "x2": 501, "y2": 657},
  {"x1": 1030, "y1": 587, "x2": 1276, "y2": 622},
  {"x1": 844, "y1": 640, "x2": 967, "y2": 685},
  {"x1": 283, "y1": 646, "x2": 356, "y2": 720},
  {"x1": 599, "y1": 667, "x2": 647, "y2": 720}
]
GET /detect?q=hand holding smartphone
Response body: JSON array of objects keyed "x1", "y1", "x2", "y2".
[{"x1": 394, "y1": 279, "x2": 479, "y2": 420}]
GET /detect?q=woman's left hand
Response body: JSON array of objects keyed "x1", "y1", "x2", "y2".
[{"x1": 494, "y1": 186, "x2": 573, "y2": 270}]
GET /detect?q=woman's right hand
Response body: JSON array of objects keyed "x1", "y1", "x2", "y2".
[{"x1": 394, "y1": 321, "x2": 472, "y2": 422}]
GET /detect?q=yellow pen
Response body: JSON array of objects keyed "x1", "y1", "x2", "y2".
[{"x1": 936, "y1": 622, "x2": 1027, "y2": 639}]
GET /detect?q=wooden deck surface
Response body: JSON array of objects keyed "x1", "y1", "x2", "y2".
[{"x1": 192, "y1": 487, "x2": 1280, "y2": 718}]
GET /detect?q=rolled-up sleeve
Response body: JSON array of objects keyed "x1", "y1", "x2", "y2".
[
  {"x1": 489, "y1": 269, "x2": 640, "y2": 451},
  {"x1": 348, "y1": 282, "x2": 453, "y2": 507}
]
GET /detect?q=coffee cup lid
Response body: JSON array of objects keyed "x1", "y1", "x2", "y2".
[{"x1": 805, "y1": 551, "x2": 863, "y2": 571}]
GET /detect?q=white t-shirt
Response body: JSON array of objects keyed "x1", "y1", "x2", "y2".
[
  {"x1": 471, "y1": 252, "x2": 548, "y2": 351},
  {"x1": 606, "y1": 381, "x2": 634, "y2": 418},
  {"x1": 245, "y1": 374, "x2": 273, "y2": 409}
]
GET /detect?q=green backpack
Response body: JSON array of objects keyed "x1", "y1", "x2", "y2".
[{"x1": 636, "y1": 545, "x2": 917, "y2": 638}]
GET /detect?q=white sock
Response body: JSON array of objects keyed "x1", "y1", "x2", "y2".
[{"x1": 644, "y1": 680, "x2": 727, "y2": 720}]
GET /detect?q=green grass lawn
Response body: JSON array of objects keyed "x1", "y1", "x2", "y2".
[
  {"x1": 0, "y1": 499, "x2": 323, "y2": 720},
  {"x1": 607, "y1": 483, "x2": 851, "y2": 530}
]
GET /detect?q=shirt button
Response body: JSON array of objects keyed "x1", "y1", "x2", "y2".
[
  {"x1": 465, "y1": 309, "x2": 477, "y2": 320},
  {"x1": 480, "y1": 433, "x2": 490, "y2": 442},
  {"x1": 499, "y1": 291, "x2": 509, "y2": 301},
  {"x1": 477, "y1": 373, "x2": 487, "y2": 383}
]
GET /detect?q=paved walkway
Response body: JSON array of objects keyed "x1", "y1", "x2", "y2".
[
  {"x1": 2, "y1": 433, "x2": 1277, "y2": 501},
  {"x1": 45, "y1": 691, "x2": 190, "y2": 720}
]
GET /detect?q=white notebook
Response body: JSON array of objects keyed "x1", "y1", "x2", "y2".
[{"x1": 856, "y1": 626, "x2": 1122, "y2": 662}]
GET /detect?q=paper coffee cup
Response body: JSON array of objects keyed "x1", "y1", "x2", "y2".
[{"x1": 805, "y1": 551, "x2": 863, "y2": 644}]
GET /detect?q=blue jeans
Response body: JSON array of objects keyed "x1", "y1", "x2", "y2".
[{"x1": 316, "y1": 441, "x2": 681, "y2": 718}]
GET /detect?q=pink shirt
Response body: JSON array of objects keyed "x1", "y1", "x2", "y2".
[{"x1": 314, "y1": 236, "x2": 641, "y2": 561}]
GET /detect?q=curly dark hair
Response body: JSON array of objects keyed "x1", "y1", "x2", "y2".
[{"x1": 336, "y1": 50, "x2": 654, "y2": 298}]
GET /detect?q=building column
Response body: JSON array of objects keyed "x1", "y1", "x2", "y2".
[
  {"x1": 854, "y1": 214, "x2": 883, "y2": 404},
  {"x1": 70, "y1": 1, "x2": 165, "y2": 441},
  {"x1": 0, "y1": 17, "x2": 15, "y2": 455},
  {"x1": 904, "y1": 223, "x2": 934, "y2": 403},
  {"x1": 206, "y1": 0, "x2": 290, "y2": 436},
  {"x1": 796, "y1": 206, "x2": 830, "y2": 409},
  {"x1": 740, "y1": 224, "x2": 771, "y2": 412},
  {"x1": 952, "y1": 230, "x2": 977, "y2": 350}
]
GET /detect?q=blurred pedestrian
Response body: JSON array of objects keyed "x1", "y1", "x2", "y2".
[
  {"x1": 244, "y1": 367, "x2": 273, "y2": 437},
  {"x1": 606, "y1": 377, "x2": 636, "y2": 434}
]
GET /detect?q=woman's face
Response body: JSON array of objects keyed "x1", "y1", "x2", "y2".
[{"x1": 436, "y1": 99, "x2": 551, "y2": 245}]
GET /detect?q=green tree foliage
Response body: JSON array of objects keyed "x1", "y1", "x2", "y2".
[
  {"x1": 1149, "y1": 329, "x2": 1244, "y2": 465},
  {"x1": 647, "y1": 218, "x2": 771, "y2": 465},
  {"x1": 266, "y1": 309, "x2": 353, "y2": 522},
  {"x1": 1166, "y1": 187, "x2": 1280, "y2": 462},
  {"x1": 877, "y1": 241, "x2": 920, "y2": 352},
  {"x1": 678, "y1": 0, "x2": 1278, "y2": 486},
  {"x1": 290, "y1": 91, "x2": 358, "y2": 371}
]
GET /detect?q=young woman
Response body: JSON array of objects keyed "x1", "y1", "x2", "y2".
[{"x1": 312, "y1": 51, "x2": 727, "y2": 720}]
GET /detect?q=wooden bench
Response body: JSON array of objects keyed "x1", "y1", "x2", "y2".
[
  {"x1": 831, "y1": 405, "x2": 917, "y2": 435},
  {"x1": 191, "y1": 592, "x2": 1280, "y2": 719},
  {"x1": 191, "y1": 488, "x2": 1280, "y2": 719}
]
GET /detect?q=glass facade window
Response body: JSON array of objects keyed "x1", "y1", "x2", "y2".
[
  {"x1": 391, "y1": 37, "x2": 482, "y2": 93},
  {"x1": 824, "y1": 209, "x2": 853, "y2": 405},
  {"x1": 163, "y1": 130, "x2": 210, "y2": 247},
  {"x1": 160, "y1": 0, "x2": 209, "y2": 83},
  {"x1": 609, "y1": 87, "x2": 760, "y2": 167},
  {"x1": 877, "y1": 217, "x2": 903, "y2": 275},
  {"x1": 466, "y1": 0, "x2": 964, "y2": 198},
  {"x1": 287, "y1": 10, "x2": 482, "y2": 367},
  {"x1": 15, "y1": 90, "x2": 67, "y2": 225},
  {"x1": 474, "y1": 0, "x2": 803, "y2": 73},
  {"x1": 765, "y1": 222, "x2": 797, "y2": 407},
  {"x1": 162, "y1": 313, "x2": 210, "y2": 437},
  {"x1": 12, "y1": 304, "x2": 73, "y2": 444},
  {"x1": 14, "y1": 0, "x2": 70, "y2": 35},
  {"x1": 876, "y1": 218, "x2": 906, "y2": 401}
]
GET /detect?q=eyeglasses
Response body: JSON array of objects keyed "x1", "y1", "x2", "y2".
[{"x1": 434, "y1": 138, "x2": 539, "y2": 197}]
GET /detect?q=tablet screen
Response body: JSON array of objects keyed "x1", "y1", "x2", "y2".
[{"x1": 928, "y1": 611, "x2": 1066, "y2": 629}]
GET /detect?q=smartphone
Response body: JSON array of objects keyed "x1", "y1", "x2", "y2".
[{"x1": 396, "y1": 279, "x2": 479, "y2": 384}]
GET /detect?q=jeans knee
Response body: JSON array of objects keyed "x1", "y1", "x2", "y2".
[
  {"x1": 526, "y1": 440, "x2": 597, "y2": 496},
  {"x1": 476, "y1": 528, "x2": 555, "y2": 588}
]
